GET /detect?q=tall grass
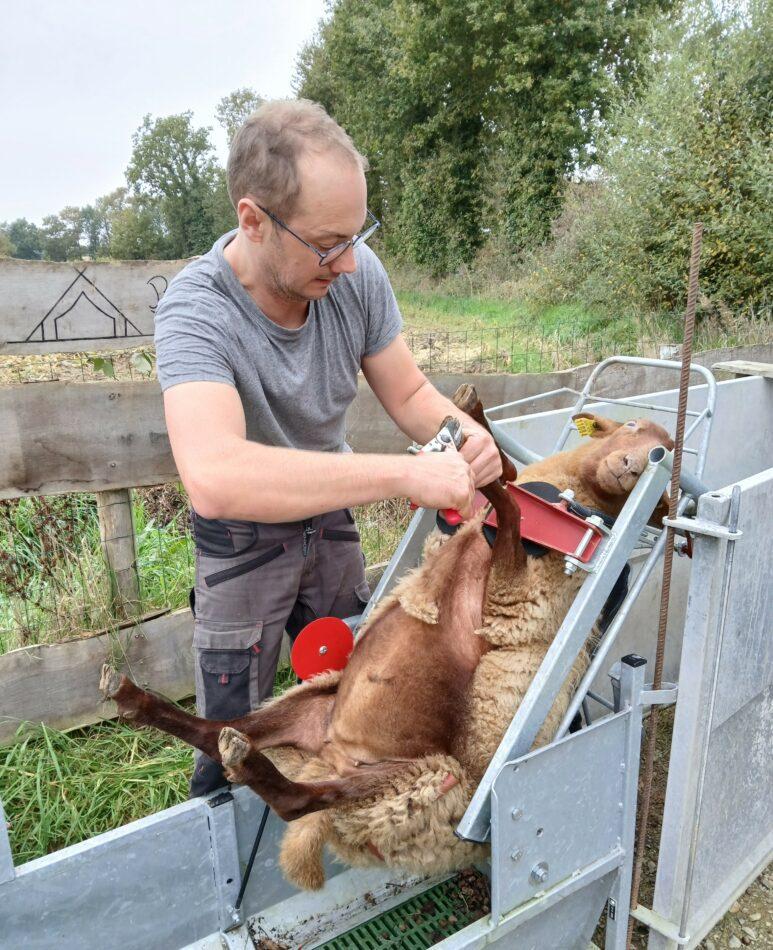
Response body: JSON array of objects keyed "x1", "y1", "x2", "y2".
[{"x1": 1, "y1": 718, "x2": 191, "y2": 863}]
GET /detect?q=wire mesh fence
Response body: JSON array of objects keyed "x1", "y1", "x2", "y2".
[
  {"x1": 0, "y1": 311, "x2": 769, "y2": 384},
  {"x1": 1, "y1": 313, "x2": 769, "y2": 653}
]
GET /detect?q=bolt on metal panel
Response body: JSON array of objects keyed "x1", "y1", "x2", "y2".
[{"x1": 490, "y1": 710, "x2": 628, "y2": 917}]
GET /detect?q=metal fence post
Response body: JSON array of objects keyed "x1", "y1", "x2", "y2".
[{"x1": 605, "y1": 655, "x2": 647, "y2": 950}]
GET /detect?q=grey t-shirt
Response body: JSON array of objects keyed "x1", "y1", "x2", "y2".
[{"x1": 154, "y1": 231, "x2": 402, "y2": 452}]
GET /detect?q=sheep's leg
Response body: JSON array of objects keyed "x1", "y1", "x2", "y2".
[
  {"x1": 218, "y1": 727, "x2": 410, "y2": 823},
  {"x1": 100, "y1": 667, "x2": 336, "y2": 761},
  {"x1": 452, "y1": 383, "x2": 518, "y2": 483}
]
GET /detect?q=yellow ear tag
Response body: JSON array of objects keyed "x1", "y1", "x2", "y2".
[{"x1": 575, "y1": 417, "x2": 596, "y2": 438}]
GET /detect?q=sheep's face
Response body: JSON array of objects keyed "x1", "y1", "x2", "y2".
[{"x1": 573, "y1": 413, "x2": 674, "y2": 498}]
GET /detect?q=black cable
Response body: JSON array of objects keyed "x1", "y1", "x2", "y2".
[{"x1": 235, "y1": 802, "x2": 270, "y2": 911}]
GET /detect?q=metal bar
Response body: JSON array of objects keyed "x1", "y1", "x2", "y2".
[
  {"x1": 457, "y1": 446, "x2": 673, "y2": 842},
  {"x1": 662, "y1": 514, "x2": 742, "y2": 540},
  {"x1": 632, "y1": 905, "x2": 691, "y2": 945},
  {"x1": 551, "y1": 355, "x2": 717, "y2": 458},
  {"x1": 487, "y1": 420, "x2": 543, "y2": 466},
  {"x1": 677, "y1": 486, "x2": 742, "y2": 941},
  {"x1": 555, "y1": 494, "x2": 692, "y2": 739},
  {"x1": 485, "y1": 388, "x2": 573, "y2": 415},
  {"x1": 568, "y1": 393, "x2": 703, "y2": 417},
  {"x1": 605, "y1": 656, "x2": 647, "y2": 950},
  {"x1": 206, "y1": 792, "x2": 244, "y2": 932},
  {"x1": 587, "y1": 690, "x2": 615, "y2": 711},
  {"x1": 628, "y1": 222, "x2": 704, "y2": 949},
  {"x1": 0, "y1": 798, "x2": 14, "y2": 885}
]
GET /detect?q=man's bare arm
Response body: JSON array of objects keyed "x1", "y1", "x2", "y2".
[
  {"x1": 362, "y1": 335, "x2": 504, "y2": 486},
  {"x1": 164, "y1": 381, "x2": 475, "y2": 522}
]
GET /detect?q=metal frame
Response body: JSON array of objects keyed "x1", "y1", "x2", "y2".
[{"x1": 7, "y1": 367, "x2": 771, "y2": 950}]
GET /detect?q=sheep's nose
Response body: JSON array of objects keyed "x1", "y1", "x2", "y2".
[{"x1": 623, "y1": 455, "x2": 633, "y2": 470}]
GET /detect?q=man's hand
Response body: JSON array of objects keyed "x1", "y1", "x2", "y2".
[
  {"x1": 460, "y1": 425, "x2": 503, "y2": 488},
  {"x1": 405, "y1": 445, "x2": 476, "y2": 518}
]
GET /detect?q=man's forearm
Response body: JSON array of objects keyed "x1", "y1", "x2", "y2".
[
  {"x1": 390, "y1": 378, "x2": 483, "y2": 445},
  {"x1": 186, "y1": 439, "x2": 416, "y2": 522}
]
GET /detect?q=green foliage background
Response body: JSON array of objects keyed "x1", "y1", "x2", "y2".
[{"x1": 0, "y1": 0, "x2": 769, "y2": 319}]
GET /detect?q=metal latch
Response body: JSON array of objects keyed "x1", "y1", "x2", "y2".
[{"x1": 662, "y1": 515, "x2": 742, "y2": 541}]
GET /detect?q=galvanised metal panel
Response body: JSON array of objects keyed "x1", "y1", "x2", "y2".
[
  {"x1": 497, "y1": 377, "x2": 772, "y2": 705},
  {"x1": 490, "y1": 711, "x2": 628, "y2": 914},
  {"x1": 650, "y1": 473, "x2": 773, "y2": 949},
  {"x1": 0, "y1": 799, "x2": 220, "y2": 950}
]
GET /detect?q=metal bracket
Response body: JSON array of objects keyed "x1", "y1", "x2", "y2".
[
  {"x1": 206, "y1": 792, "x2": 244, "y2": 932},
  {"x1": 662, "y1": 515, "x2": 742, "y2": 541},
  {"x1": 639, "y1": 686, "x2": 679, "y2": 706},
  {"x1": 630, "y1": 903, "x2": 691, "y2": 945}
]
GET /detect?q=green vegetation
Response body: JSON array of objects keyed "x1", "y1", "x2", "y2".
[
  {"x1": 519, "y1": 0, "x2": 772, "y2": 316},
  {"x1": 1, "y1": 719, "x2": 191, "y2": 863}
]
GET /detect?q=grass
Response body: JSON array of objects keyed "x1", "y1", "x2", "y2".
[{"x1": 1, "y1": 717, "x2": 192, "y2": 863}]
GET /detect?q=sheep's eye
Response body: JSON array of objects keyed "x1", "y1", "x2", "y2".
[{"x1": 625, "y1": 421, "x2": 637, "y2": 428}]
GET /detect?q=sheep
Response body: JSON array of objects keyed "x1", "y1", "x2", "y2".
[{"x1": 101, "y1": 385, "x2": 673, "y2": 890}]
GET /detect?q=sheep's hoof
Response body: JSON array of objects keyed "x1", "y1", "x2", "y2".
[
  {"x1": 452, "y1": 383, "x2": 480, "y2": 416},
  {"x1": 219, "y1": 727, "x2": 250, "y2": 768},
  {"x1": 100, "y1": 664, "x2": 123, "y2": 701}
]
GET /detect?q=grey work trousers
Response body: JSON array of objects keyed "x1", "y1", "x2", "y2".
[{"x1": 188, "y1": 508, "x2": 370, "y2": 797}]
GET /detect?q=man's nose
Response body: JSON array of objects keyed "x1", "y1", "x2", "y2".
[{"x1": 329, "y1": 244, "x2": 357, "y2": 275}]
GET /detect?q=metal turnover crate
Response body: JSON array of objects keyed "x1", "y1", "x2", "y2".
[{"x1": 1, "y1": 360, "x2": 771, "y2": 950}]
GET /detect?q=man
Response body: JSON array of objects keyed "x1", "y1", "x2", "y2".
[{"x1": 154, "y1": 99, "x2": 502, "y2": 796}]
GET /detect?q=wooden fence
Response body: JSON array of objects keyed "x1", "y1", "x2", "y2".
[{"x1": 1, "y1": 257, "x2": 771, "y2": 744}]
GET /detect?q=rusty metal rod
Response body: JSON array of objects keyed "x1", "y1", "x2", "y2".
[{"x1": 626, "y1": 222, "x2": 703, "y2": 948}]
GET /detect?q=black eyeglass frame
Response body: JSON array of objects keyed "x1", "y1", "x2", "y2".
[{"x1": 256, "y1": 204, "x2": 381, "y2": 267}]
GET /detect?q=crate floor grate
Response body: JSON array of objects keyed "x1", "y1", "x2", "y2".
[{"x1": 317, "y1": 873, "x2": 489, "y2": 949}]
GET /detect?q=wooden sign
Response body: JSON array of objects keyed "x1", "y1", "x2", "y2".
[{"x1": 0, "y1": 258, "x2": 189, "y2": 355}]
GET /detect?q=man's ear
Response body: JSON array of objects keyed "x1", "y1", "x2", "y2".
[{"x1": 572, "y1": 412, "x2": 623, "y2": 439}]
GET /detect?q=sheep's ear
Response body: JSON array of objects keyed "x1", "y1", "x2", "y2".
[{"x1": 572, "y1": 412, "x2": 622, "y2": 439}]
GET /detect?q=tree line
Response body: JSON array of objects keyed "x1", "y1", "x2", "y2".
[{"x1": 2, "y1": 0, "x2": 769, "y2": 317}]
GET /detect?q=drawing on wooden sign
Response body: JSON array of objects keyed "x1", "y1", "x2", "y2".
[
  {"x1": 13, "y1": 267, "x2": 151, "y2": 343},
  {"x1": 147, "y1": 275, "x2": 168, "y2": 313}
]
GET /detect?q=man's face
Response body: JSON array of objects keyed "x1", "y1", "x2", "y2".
[{"x1": 260, "y1": 150, "x2": 368, "y2": 304}]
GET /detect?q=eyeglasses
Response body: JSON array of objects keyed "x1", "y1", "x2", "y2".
[{"x1": 256, "y1": 205, "x2": 381, "y2": 267}]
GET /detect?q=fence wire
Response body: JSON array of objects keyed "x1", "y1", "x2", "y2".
[{"x1": 0, "y1": 315, "x2": 769, "y2": 653}]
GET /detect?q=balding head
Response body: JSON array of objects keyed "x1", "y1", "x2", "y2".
[{"x1": 227, "y1": 99, "x2": 368, "y2": 218}]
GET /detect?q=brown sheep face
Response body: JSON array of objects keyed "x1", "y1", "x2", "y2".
[{"x1": 573, "y1": 413, "x2": 674, "y2": 498}]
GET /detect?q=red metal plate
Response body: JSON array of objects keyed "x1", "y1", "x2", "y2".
[
  {"x1": 483, "y1": 484, "x2": 603, "y2": 562},
  {"x1": 291, "y1": 617, "x2": 354, "y2": 681}
]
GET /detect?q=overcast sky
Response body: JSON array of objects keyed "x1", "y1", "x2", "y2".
[{"x1": 0, "y1": 0, "x2": 327, "y2": 223}]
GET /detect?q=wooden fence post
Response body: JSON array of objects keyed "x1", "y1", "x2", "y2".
[{"x1": 96, "y1": 488, "x2": 141, "y2": 619}]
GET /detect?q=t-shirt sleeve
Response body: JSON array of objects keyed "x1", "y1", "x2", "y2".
[
  {"x1": 154, "y1": 282, "x2": 235, "y2": 392},
  {"x1": 358, "y1": 245, "x2": 403, "y2": 358}
]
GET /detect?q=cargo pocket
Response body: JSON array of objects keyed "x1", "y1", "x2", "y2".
[{"x1": 194, "y1": 621, "x2": 263, "y2": 718}]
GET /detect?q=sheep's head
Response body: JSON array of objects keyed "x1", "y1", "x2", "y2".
[{"x1": 573, "y1": 413, "x2": 674, "y2": 499}]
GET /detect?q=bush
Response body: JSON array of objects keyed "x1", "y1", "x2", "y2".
[{"x1": 520, "y1": 0, "x2": 772, "y2": 318}]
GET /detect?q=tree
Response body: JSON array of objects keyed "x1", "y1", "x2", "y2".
[
  {"x1": 109, "y1": 195, "x2": 171, "y2": 260},
  {"x1": 0, "y1": 228, "x2": 13, "y2": 258},
  {"x1": 524, "y1": 0, "x2": 772, "y2": 315},
  {"x1": 216, "y1": 88, "x2": 264, "y2": 144},
  {"x1": 126, "y1": 112, "x2": 219, "y2": 257},
  {"x1": 4, "y1": 218, "x2": 44, "y2": 259},
  {"x1": 296, "y1": 0, "x2": 672, "y2": 270},
  {"x1": 40, "y1": 207, "x2": 86, "y2": 260}
]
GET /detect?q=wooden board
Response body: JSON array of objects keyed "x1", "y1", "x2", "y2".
[
  {"x1": 0, "y1": 561, "x2": 387, "y2": 746},
  {"x1": 0, "y1": 258, "x2": 188, "y2": 355},
  {"x1": 712, "y1": 360, "x2": 773, "y2": 379},
  {"x1": 0, "y1": 610, "x2": 193, "y2": 745},
  {"x1": 1, "y1": 343, "x2": 771, "y2": 499},
  {"x1": 0, "y1": 379, "x2": 176, "y2": 498}
]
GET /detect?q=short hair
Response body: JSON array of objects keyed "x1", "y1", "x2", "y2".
[{"x1": 226, "y1": 99, "x2": 368, "y2": 217}]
